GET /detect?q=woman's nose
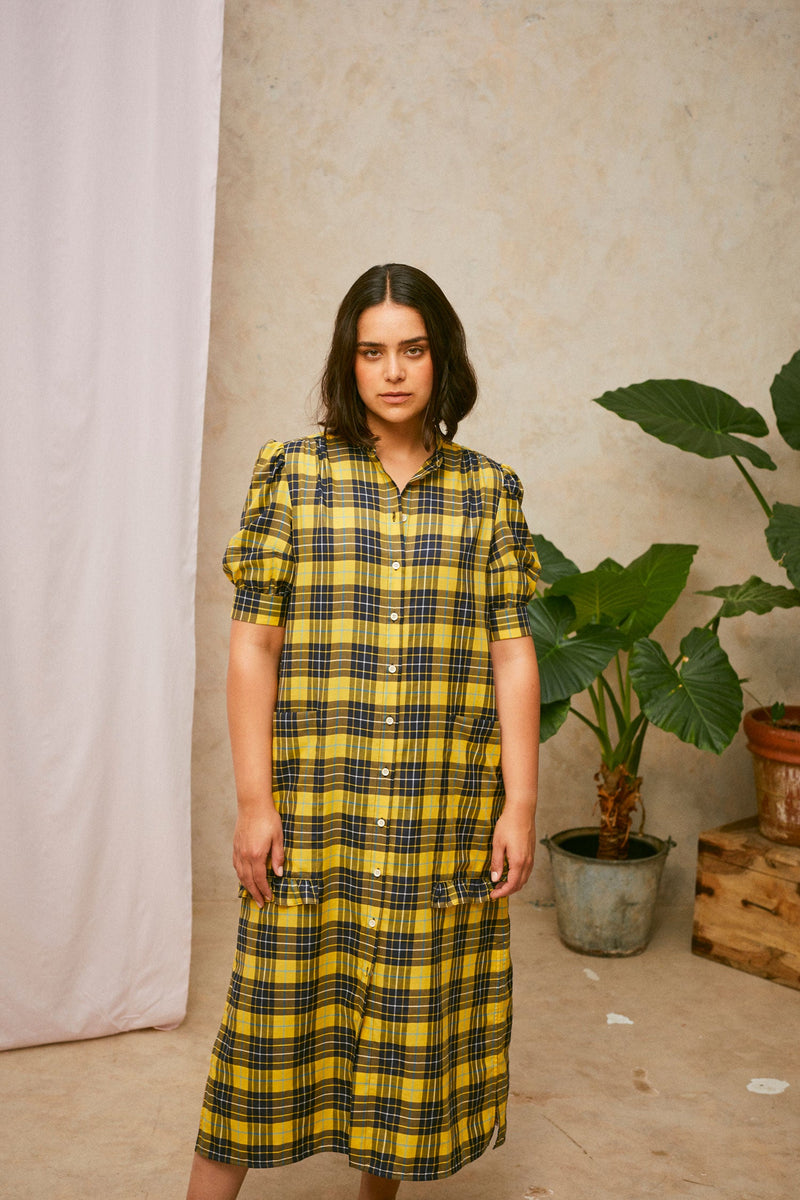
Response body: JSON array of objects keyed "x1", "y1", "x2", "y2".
[{"x1": 384, "y1": 353, "x2": 405, "y2": 381}]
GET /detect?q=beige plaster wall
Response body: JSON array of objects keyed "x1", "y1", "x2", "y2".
[{"x1": 193, "y1": 0, "x2": 800, "y2": 903}]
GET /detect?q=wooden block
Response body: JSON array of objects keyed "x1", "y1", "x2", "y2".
[{"x1": 692, "y1": 816, "x2": 800, "y2": 990}]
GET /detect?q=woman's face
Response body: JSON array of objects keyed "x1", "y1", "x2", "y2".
[{"x1": 354, "y1": 302, "x2": 434, "y2": 442}]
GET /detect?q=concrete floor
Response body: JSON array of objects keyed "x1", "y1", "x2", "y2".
[{"x1": 2, "y1": 896, "x2": 797, "y2": 1200}]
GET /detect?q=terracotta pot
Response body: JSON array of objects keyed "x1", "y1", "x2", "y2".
[{"x1": 743, "y1": 707, "x2": 800, "y2": 845}]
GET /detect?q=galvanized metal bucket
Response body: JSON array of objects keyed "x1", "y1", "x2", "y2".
[{"x1": 542, "y1": 827, "x2": 676, "y2": 957}]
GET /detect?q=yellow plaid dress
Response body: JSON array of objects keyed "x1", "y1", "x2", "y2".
[{"x1": 196, "y1": 434, "x2": 539, "y2": 1180}]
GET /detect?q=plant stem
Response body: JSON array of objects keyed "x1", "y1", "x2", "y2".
[
  {"x1": 623, "y1": 654, "x2": 633, "y2": 721},
  {"x1": 732, "y1": 456, "x2": 773, "y2": 519},
  {"x1": 629, "y1": 716, "x2": 649, "y2": 777},
  {"x1": 569, "y1": 705, "x2": 612, "y2": 762},
  {"x1": 615, "y1": 654, "x2": 628, "y2": 721},
  {"x1": 589, "y1": 681, "x2": 609, "y2": 743}
]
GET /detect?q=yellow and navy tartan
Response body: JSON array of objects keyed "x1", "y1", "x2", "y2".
[{"x1": 196, "y1": 434, "x2": 539, "y2": 1180}]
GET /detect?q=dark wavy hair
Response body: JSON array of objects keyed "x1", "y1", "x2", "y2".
[{"x1": 319, "y1": 264, "x2": 478, "y2": 449}]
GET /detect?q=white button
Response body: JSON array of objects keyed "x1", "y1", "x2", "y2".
[
  {"x1": 401, "y1": 513, "x2": 408, "y2": 522},
  {"x1": 377, "y1": 818, "x2": 386, "y2": 827},
  {"x1": 381, "y1": 768, "x2": 390, "y2": 777},
  {"x1": 388, "y1": 664, "x2": 397, "y2": 674},
  {"x1": 390, "y1": 612, "x2": 399, "y2": 622},
  {"x1": 368, "y1": 918, "x2": 377, "y2": 927},
  {"x1": 385, "y1": 716, "x2": 394, "y2": 725},
  {"x1": 373, "y1": 868, "x2": 382, "y2": 877},
  {"x1": 392, "y1": 561, "x2": 400, "y2": 570}
]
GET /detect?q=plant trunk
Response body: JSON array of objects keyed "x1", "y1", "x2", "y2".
[{"x1": 595, "y1": 764, "x2": 643, "y2": 860}]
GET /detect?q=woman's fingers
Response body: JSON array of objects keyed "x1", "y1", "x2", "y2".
[
  {"x1": 270, "y1": 825, "x2": 285, "y2": 879},
  {"x1": 489, "y1": 854, "x2": 533, "y2": 899},
  {"x1": 233, "y1": 808, "x2": 284, "y2": 908},
  {"x1": 489, "y1": 809, "x2": 535, "y2": 899}
]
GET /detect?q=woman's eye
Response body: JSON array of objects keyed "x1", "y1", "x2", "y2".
[
  {"x1": 406, "y1": 346, "x2": 425, "y2": 357},
  {"x1": 361, "y1": 349, "x2": 381, "y2": 359}
]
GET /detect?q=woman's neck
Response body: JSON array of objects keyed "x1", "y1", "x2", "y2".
[{"x1": 368, "y1": 420, "x2": 432, "y2": 492}]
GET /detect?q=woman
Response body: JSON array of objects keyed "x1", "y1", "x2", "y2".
[{"x1": 188, "y1": 264, "x2": 541, "y2": 1200}]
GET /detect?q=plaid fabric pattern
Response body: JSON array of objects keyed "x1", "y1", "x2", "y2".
[{"x1": 196, "y1": 435, "x2": 539, "y2": 1180}]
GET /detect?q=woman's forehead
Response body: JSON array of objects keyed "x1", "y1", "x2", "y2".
[{"x1": 356, "y1": 302, "x2": 427, "y2": 344}]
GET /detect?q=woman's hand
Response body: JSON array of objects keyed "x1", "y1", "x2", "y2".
[
  {"x1": 233, "y1": 805, "x2": 284, "y2": 907},
  {"x1": 489, "y1": 803, "x2": 536, "y2": 899}
]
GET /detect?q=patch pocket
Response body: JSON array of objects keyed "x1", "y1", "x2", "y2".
[
  {"x1": 447, "y1": 713, "x2": 501, "y2": 793},
  {"x1": 272, "y1": 708, "x2": 319, "y2": 876},
  {"x1": 431, "y1": 876, "x2": 494, "y2": 908},
  {"x1": 272, "y1": 708, "x2": 318, "y2": 796},
  {"x1": 443, "y1": 713, "x2": 501, "y2": 868}
]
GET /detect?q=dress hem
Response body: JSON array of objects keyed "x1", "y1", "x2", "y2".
[{"x1": 194, "y1": 1120, "x2": 506, "y2": 1182}]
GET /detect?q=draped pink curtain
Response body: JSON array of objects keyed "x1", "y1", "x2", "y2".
[{"x1": 0, "y1": 0, "x2": 224, "y2": 1048}]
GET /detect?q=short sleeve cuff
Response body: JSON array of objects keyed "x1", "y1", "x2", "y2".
[
  {"x1": 487, "y1": 603, "x2": 532, "y2": 642},
  {"x1": 230, "y1": 584, "x2": 290, "y2": 626}
]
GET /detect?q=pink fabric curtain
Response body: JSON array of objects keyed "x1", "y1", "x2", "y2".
[{"x1": 0, "y1": 0, "x2": 224, "y2": 1048}]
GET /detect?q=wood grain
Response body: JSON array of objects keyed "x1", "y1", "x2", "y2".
[{"x1": 692, "y1": 817, "x2": 800, "y2": 990}]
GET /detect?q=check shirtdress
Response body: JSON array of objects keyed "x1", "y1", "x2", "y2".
[{"x1": 196, "y1": 433, "x2": 539, "y2": 1181}]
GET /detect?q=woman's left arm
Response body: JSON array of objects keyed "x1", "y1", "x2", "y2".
[{"x1": 489, "y1": 634, "x2": 541, "y2": 899}]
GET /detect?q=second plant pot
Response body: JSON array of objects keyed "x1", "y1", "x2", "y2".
[
  {"x1": 744, "y1": 706, "x2": 800, "y2": 846},
  {"x1": 542, "y1": 827, "x2": 675, "y2": 957}
]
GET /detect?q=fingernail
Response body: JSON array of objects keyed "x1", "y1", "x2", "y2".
[
  {"x1": 276, "y1": 866, "x2": 283, "y2": 876},
  {"x1": 491, "y1": 871, "x2": 499, "y2": 882}
]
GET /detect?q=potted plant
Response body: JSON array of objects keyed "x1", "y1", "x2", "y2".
[
  {"x1": 530, "y1": 536, "x2": 742, "y2": 956},
  {"x1": 743, "y1": 704, "x2": 800, "y2": 845},
  {"x1": 593, "y1": 349, "x2": 800, "y2": 843}
]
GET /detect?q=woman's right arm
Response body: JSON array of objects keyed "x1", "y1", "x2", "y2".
[{"x1": 227, "y1": 619, "x2": 286, "y2": 907}]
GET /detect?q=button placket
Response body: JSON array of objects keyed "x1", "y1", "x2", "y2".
[
  {"x1": 375, "y1": 497, "x2": 405, "y2": 910},
  {"x1": 384, "y1": 498, "x2": 404, "y2": 722},
  {"x1": 369, "y1": 495, "x2": 404, "y2": 937}
]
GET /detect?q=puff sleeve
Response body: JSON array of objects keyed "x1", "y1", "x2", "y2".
[
  {"x1": 222, "y1": 441, "x2": 294, "y2": 626},
  {"x1": 486, "y1": 467, "x2": 540, "y2": 641}
]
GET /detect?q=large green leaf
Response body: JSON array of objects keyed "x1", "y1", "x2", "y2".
[
  {"x1": 629, "y1": 627, "x2": 742, "y2": 754},
  {"x1": 698, "y1": 574, "x2": 800, "y2": 619},
  {"x1": 529, "y1": 594, "x2": 626, "y2": 704},
  {"x1": 766, "y1": 502, "x2": 800, "y2": 588},
  {"x1": 595, "y1": 557, "x2": 624, "y2": 573},
  {"x1": 620, "y1": 544, "x2": 698, "y2": 644},
  {"x1": 593, "y1": 379, "x2": 776, "y2": 470},
  {"x1": 548, "y1": 565, "x2": 646, "y2": 631},
  {"x1": 771, "y1": 350, "x2": 800, "y2": 451},
  {"x1": 530, "y1": 533, "x2": 580, "y2": 585},
  {"x1": 539, "y1": 698, "x2": 571, "y2": 743}
]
